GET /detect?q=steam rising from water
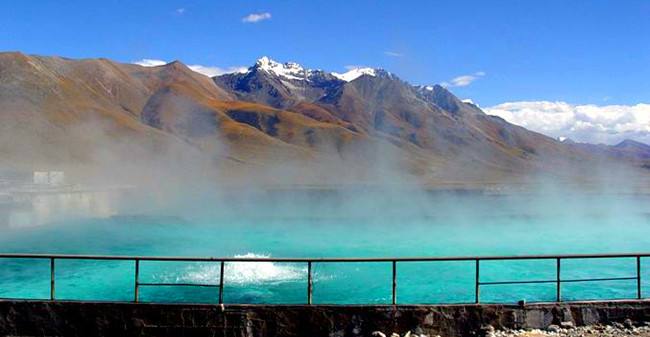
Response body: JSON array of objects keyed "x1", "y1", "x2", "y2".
[{"x1": 1, "y1": 101, "x2": 649, "y2": 304}]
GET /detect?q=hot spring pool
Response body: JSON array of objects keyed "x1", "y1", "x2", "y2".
[{"x1": 1, "y1": 189, "x2": 650, "y2": 304}]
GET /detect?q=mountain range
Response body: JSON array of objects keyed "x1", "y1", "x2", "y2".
[{"x1": 1, "y1": 52, "x2": 648, "y2": 187}]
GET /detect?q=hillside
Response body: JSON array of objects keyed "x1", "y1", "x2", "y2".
[{"x1": 1, "y1": 52, "x2": 648, "y2": 187}]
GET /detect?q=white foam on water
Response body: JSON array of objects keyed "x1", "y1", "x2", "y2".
[{"x1": 179, "y1": 253, "x2": 307, "y2": 285}]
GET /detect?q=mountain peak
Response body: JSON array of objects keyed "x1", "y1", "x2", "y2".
[
  {"x1": 248, "y1": 57, "x2": 389, "y2": 83},
  {"x1": 331, "y1": 67, "x2": 377, "y2": 82},
  {"x1": 255, "y1": 56, "x2": 283, "y2": 68},
  {"x1": 167, "y1": 60, "x2": 185, "y2": 66},
  {"x1": 615, "y1": 139, "x2": 650, "y2": 150},
  {"x1": 415, "y1": 83, "x2": 479, "y2": 116},
  {"x1": 253, "y1": 56, "x2": 310, "y2": 81},
  {"x1": 156, "y1": 60, "x2": 198, "y2": 74}
]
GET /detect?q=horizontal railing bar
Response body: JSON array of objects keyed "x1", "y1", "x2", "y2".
[
  {"x1": 137, "y1": 282, "x2": 220, "y2": 288},
  {"x1": 479, "y1": 280, "x2": 557, "y2": 285},
  {"x1": 469, "y1": 297, "x2": 642, "y2": 305},
  {"x1": 479, "y1": 276, "x2": 637, "y2": 286},
  {"x1": 0, "y1": 253, "x2": 646, "y2": 263},
  {"x1": 560, "y1": 277, "x2": 637, "y2": 283},
  {"x1": 0, "y1": 297, "x2": 643, "y2": 306},
  {"x1": 0, "y1": 251, "x2": 646, "y2": 306}
]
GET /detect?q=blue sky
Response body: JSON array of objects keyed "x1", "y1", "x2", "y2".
[{"x1": 1, "y1": 0, "x2": 649, "y2": 143}]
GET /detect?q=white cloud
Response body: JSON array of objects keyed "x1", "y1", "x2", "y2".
[
  {"x1": 441, "y1": 71, "x2": 486, "y2": 87},
  {"x1": 384, "y1": 51, "x2": 404, "y2": 57},
  {"x1": 242, "y1": 12, "x2": 271, "y2": 23},
  {"x1": 133, "y1": 59, "x2": 167, "y2": 67},
  {"x1": 176, "y1": 8, "x2": 186, "y2": 15},
  {"x1": 187, "y1": 65, "x2": 248, "y2": 77},
  {"x1": 485, "y1": 101, "x2": 650, "y2": 145},
  {"x1": 132, "y1": 59, "x2": 248, "y2": 77}
]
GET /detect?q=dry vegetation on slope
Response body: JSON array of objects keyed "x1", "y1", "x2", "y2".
[{"x1": 1, "y1": 52, "x2": 648, "y2": 188}]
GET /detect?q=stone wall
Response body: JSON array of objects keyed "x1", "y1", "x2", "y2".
[{"x1": 2, "y1": 300, "x2": 650, "y2": 337}]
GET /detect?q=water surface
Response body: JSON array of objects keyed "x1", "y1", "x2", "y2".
[{"x1": 1, "y1": 189, "x2": 649, "y2": 304}]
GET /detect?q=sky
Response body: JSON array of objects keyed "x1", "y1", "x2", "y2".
[{"x1": 1, "y1": 0, "x2": 649, "y2": 144}]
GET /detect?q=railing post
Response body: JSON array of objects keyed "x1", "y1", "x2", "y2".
[
  {"x1": 392, "y1": 260, "x2": 397, "y2": 305},
  {"x1": 134, "y1": 259, "x2": 140, "y2": 303},
  {"x1": 475, "y1": 259, "x2": 480, "y2": 304},
  {"x1": 50, "y1": 258, "x2": 55, "y2": 301},
  {"x1": 307, "y1": 261, "x2": 313, "y2": 305},
  {"x1": 637, "y1": 256, "x2": 642, "y2": 299},
  {"x1": 556, "y1": 258, "x2": 561, "y2": 302},
  {"x1": 218, "y1": 261, "x2": 225, "y2": 304}
]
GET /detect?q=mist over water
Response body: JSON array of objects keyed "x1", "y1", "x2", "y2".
[{"x1": 1, "y1": 186, "x2": 649, "y2": 304}]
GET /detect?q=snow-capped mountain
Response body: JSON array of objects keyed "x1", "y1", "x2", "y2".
[
  {"x1": 253, "y1": 56, "x2": 317, "y2": 81},
  {"x1": 215, "y1": 57, "x2": 344, "y2": 108},
  {"x1": 215, "y1": 57, "x2": 408, "y2": 111},
  {"x1": 331, "y1": 67, "x2": 377, "y2": 82},
  {"x1": 247, "y1": 57, "x2": 380, "y2": 83}
]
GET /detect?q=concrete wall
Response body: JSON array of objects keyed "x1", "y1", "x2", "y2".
[{"x1": 2, "y1": 300, "x2": 650, "y2": 337}]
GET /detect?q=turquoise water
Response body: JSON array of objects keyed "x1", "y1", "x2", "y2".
[{"x1": 1, "y1": 190, "x2": 650, "y2": 304}]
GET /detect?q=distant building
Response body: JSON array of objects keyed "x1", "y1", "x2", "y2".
[
  {"x1": 49, "y1": 171, "x2": 65, "y2": 185},
  {"x1": 33, "y1": 172, "x2": 49, "y2": 185},
  {"x1": 33, "y1": 171, "x2": 66, "y2": 186}
]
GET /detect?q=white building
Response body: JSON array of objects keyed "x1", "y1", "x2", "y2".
[{"x1": 33, "y1": 171, "x2": 65, "y2": 186}]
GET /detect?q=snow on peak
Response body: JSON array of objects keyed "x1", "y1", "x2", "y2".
[
  {"x1": 250, "y1": 57, "x2": 382, "y2": 82},
  {"x1": 254, "y1": 56, "x2": 309, "y2": 80},
  {"x1": 332, "y1": 67, "x2": 376, "y2": 82}
]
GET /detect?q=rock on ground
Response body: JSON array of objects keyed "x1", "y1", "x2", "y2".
[{"x1": 490, "y1": 323, "x2": 650, "y2": 337}]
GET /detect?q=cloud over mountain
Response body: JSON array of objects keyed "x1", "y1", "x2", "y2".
[
  {"x1": 133, "y1": 59, "x2": 166, "y2": 67},
  {"x1": 133, "y1": 59, "x2": 247, "y2": 77},
  {"x1": 441, "y1": 71, "x2": 486, "y2": 87},
  {"x1": 485, "y1": 101, "x2": 650, "y2": 145},
  {"x1": 187, "y1": 64, "x2": 248, "y2": 77}
]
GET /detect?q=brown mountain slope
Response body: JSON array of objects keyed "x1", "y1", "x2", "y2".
[
  {"x1": 0, "y1": 53, "x2": 432, "y2": 186},
  {"x1": 215, "y1": 64, "x2": 599, "y2": 180},
  {"x1": 1, "y1": 52, "x2": 647, "y2": 187},
  {"x1": 0, "y1": 53, "x2": 256, "y2": 179},
  {"x1": 0, "y1": 52, "x2": 169, "y2": 168}
]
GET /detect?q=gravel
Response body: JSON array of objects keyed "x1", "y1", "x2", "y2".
[
  {"x1": 490, "y1": 322, "x2": 650, "y2": 337},
  {"x1": 372, "y1": 322, "x2": 650, "y2": 337}
]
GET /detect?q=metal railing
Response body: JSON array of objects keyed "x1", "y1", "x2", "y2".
[{"x1": 0, "y1": 253, "x2": 648, "y2": 305}]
